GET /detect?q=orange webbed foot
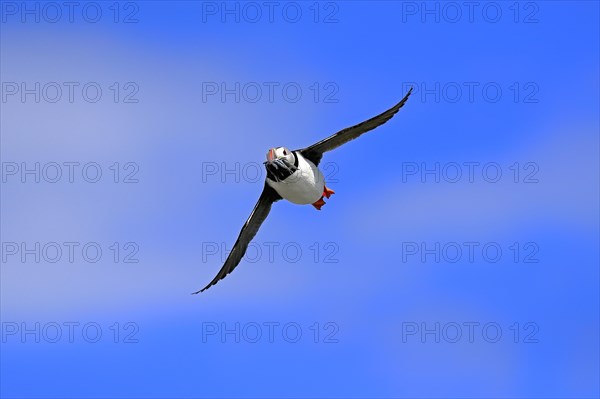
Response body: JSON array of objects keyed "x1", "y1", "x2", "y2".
[
  {"x1": 323, "y1": 186, "x2": 335, "y2": 199},
  {"x1": 312, "y1": 197, "x2": 326, "y2": 210}
]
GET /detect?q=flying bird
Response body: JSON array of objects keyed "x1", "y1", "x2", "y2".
[{"x1": 195, "y1": 88, "x2": 413, "y2": 293}]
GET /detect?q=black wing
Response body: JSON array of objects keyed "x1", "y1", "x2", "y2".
[
  {"x1": 194, "y1": 183, "x2": 281, "y2": 294},
  {"x1": 297, "y1": 88, "x2": 413, "y2": 165}
]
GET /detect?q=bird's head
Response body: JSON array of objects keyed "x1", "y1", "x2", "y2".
[
  {"x1": 266, "y1": 147, "x2": 293, "y2": 163},
  {"x1": 264, "y1": 147, "x2": 297, "y2": 181}
]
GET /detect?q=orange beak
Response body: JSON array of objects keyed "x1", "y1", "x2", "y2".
[{"x1": 267, "y1": 148, "x2": 276, "y2": 162}]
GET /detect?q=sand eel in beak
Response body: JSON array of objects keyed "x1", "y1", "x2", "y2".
[{"x1": 195, "y1": 88, "x2": 413, "y2": 294}]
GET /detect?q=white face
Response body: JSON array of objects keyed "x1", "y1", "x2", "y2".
[
  {"x1": 266, "y1": 147, "x2": 292, "y2": 162},
  {"x1": 264, "y1": 146, "x2": 298, "y2": 182}
]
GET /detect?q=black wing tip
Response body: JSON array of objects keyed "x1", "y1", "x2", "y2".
[
  {"x1": 390, "y1": 87, "x2": 413, "y2": 113},
  {"x1": 192, "y1": 279, "x2": 219, "y2": 294},
  {"x1": 191, "y1": 286, "x2": 210, "y2": 295},
  {"x1": 399, "y1": 87, "x2": 413, "y2": 104},
  {"x1": 192, "y1": 280, "x2": 218, "y2": 295}
]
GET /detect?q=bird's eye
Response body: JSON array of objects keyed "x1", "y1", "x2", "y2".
[{"x1": 283, "y1": 149, "x2": 288, "y2": 155}]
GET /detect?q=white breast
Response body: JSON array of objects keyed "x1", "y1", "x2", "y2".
[{"x1": 266, "y1": 153, "x2": 325, "y2": 204}]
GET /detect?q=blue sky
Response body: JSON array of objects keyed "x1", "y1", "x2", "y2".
[{"x1": 1, "y1": 1, "x2": 599, "y2": 398}]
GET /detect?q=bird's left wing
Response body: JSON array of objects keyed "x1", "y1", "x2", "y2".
[
  {"x1": 297, "y1": 88, "x2": 413, "y2": 166},
  {"x1": 193, "y1": 183, "x2": 281, "y2": 294}
]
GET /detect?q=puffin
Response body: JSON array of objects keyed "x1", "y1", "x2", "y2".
[{"x1": 195, "y1": 88, "x2": 413, "y2": 294}]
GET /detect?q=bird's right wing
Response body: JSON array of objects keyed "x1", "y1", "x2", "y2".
[
  {"x1": 297, "y1": 88, "x2": 413, "y2": 166},
  {"x1": 193, "y1": 183, "x2": 281, "y2": 294}
]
